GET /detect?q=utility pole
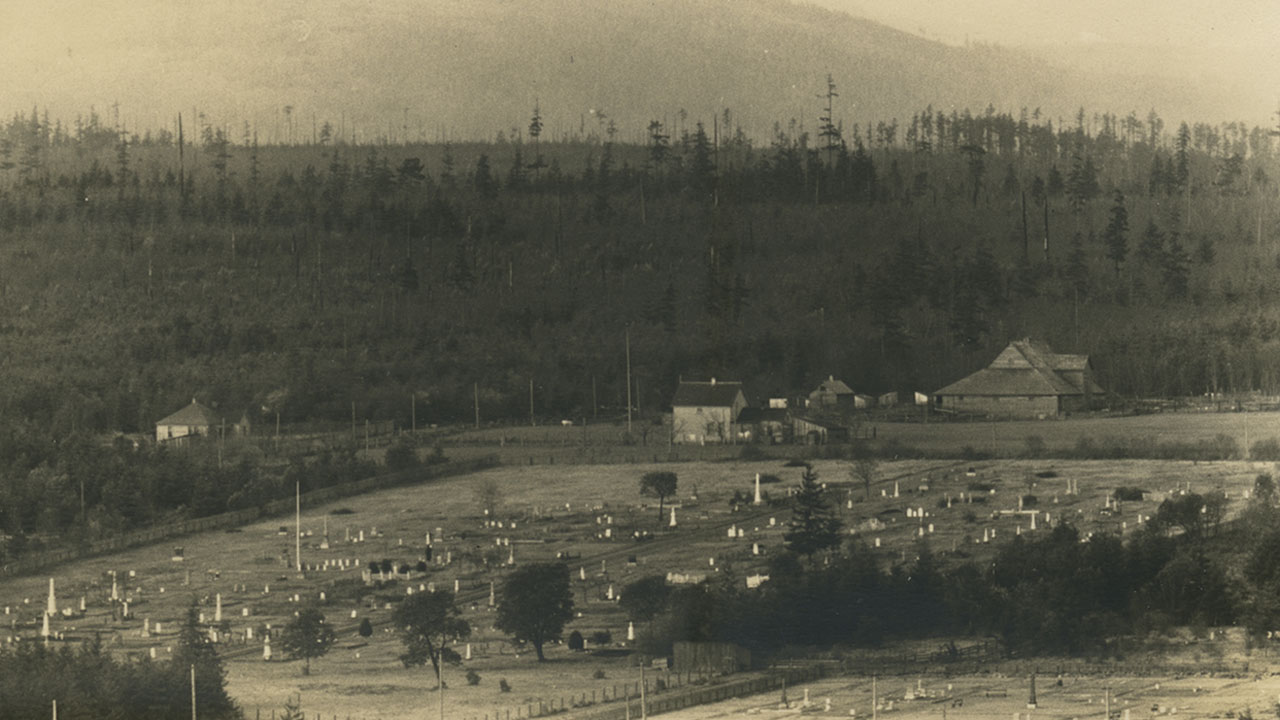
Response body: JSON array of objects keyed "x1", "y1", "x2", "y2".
[
  {"x1": 412, "y1": 393, "x2": 416, "y2": 433},
  {"x1": 640, "y1": 664, "x2": 647, "y2": 720},
  {"x1": 474, "y1": 382, "x2": 480, "y2": 429},
  {"x1": 872, "y1": 674, "x2": 877, "y2": 720},
  {"x1": 190, "y1": 664, "x2": 197, "y2": 720},
  {"x1": 625, "y1": 327, "x2": 633, "y2": 435},
  {"x1": 530, "y1": 378, "x2": 535, "y2": 426},
  {"x1": 295, "y1": 480, "x2": 301, "y2": 573}
]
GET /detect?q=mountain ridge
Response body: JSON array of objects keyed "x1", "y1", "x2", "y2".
[{"x1": 1, "y1": 0, "x2": 1264, "y2": 141}]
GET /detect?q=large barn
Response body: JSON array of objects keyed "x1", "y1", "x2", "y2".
[
  {"x1": 934, "y1": 339, "x2": 1104, "y2": 418},
  {"x1": 671, "y1": 379, "x2": 748, "y2": 445}
]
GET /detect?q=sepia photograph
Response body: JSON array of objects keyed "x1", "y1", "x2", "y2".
[{"x1": 1, "y1": 1, "x2": 1280, "y2": 718}]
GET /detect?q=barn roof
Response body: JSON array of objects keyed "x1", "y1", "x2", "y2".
[
  {"x1": 935, "y1": 340, "x2": 1102, "y2": 397},
  {"x1": 812, "y1": 376, "x2": 854, "y2": 395},
  {"x1": 671, "y1": 381, "x2": 745, "y2": 407},
  {"x1": 156, "y1": 399, "x2": 222, "y2": 428},
  {"x1": 738, "y1": 407, "x2": 789, "y2": 424}
]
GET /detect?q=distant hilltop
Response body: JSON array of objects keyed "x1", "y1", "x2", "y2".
[{"x1": 2, "y1": 0, "x2": 1263, "y2": 142}]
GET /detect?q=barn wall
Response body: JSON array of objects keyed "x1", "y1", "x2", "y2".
[{"x1": 940, "y1": 395, "x2": 1061, "y2": 418}]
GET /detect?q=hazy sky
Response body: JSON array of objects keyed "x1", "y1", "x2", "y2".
[{"x1": 823, "y1": 0, "x2": 1279, "y2": 48}]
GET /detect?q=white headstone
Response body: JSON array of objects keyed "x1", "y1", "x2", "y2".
[{"x1": 628, "y1": 621, "x2": 635, "y2": 641}]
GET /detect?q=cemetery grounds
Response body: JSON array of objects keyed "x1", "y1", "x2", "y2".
[{"x1": 5, "y1": 449, "x2": 1280, "y2": 719}]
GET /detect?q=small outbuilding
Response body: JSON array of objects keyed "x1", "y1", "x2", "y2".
[
  {"x1": 155, "y1": 399, "x2": 223, "y2": 443},
  {"x1": 808, "y1": 376, "x2": 855, "y2": 409}
]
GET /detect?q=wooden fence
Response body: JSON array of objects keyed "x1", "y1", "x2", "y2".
[
  {"x1": 0, "y1": 456, "x2": 497, "y2": 578},
  {"x1": 456, "y1": 665, "x2": 831, "y2": 720}
]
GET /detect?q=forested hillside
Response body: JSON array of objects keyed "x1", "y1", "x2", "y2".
[{"x1": 3, "y1": 100, "x2": 1279, "y2": 439}]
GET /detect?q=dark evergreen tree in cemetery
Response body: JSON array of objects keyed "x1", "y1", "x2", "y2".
[{"x1": 783, "y1": 464, "x2": 842, "y2": 557}]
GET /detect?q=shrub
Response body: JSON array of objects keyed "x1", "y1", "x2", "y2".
[
  {"x1": 590, "y1": 630, "x2": 612, "y2": 645},
  {"x1": 330, "y1": 507, "x2": 356, "y2": 515},
  {"x1": 1034, "y1": 470, "x2": 1059, "y2": 479},
  {"x1": 398, "y1": 563, "x2": 411, "y2": 574},
  {"x1": 499, "y1": 678, "x2": 511, "y2": 693},
  {"x1": 466, "y1": 669, "x2": 481, "y2": 686},
  {"x1": 758, "y1": 474, "x2": 782, "y2": 484},
  {"x1": 416, "y1": 560, "x2": 428, "y2": 572},
  {"x1": 784, "y1": 458, "x2": 809, "y2": 467},
  {"x1": 1021, "y1": 494, "x2": 1038, "y2": 507},
  {"x1": 967, "y1": 482, "x2": 995, "y2": 492},
  {"x1": 1250, "y1": 438, "x2": 1280, "y2": 461},
  {"x1": 385, "y1": 440, "x2": 419, "y2": 472},
  {"x1": 567, "y1": 630, "x2": 585, "y2": 651},
  {"x1": 425, "y1": 443, "x2": 447, "y2": 465},
  {"x1": 593, "y1": 669, "x2": 607, "y2": 679},
  {"x1": 358, "y1": 618, "x2": 373, "y2": 638},
  {"x1": 738, "y1": 444, "x2": 766, "y2": 460},
  {"x1": 1024, "y1": 435, "x2": 1046, "y2": 457},
  {"x1": 1114, "y1": 487, "x2": 1146, "y2": 502}
]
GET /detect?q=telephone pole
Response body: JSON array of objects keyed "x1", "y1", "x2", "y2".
[{"x1": 625, "y1": 327, "x2": 633, "y2": 435}]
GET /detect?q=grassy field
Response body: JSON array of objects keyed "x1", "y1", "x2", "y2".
[
  {"x1": 1, "y1": 454, "x2": 1275, "y2": 719},
  {"x1": 655, "y1": 670, "x2": 1280, "y2": 720},
  {"x1": 439, "y1": 410, "x2": 1280, "y2": 459}
]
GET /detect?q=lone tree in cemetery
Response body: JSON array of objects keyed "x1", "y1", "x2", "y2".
[
  {"x1": 784, "y1": 464, "x2": 843, "y2": 557},
  {"x1": 619, "y1": 575, "x2": 672, "y2": 622},
  {"x1": 280, "y1": 605, "x2": 336, "y2": 675},
  {"x1": 393, "y1": 590, "x2": 471, "y2": 688},
  {"x1": 640, "y1": 471, "x2": 678, "y2": 522},
  {"x1": 851, "y1": 455, "x2": 878, "y2": 501},
  {"x1": 496, "y1": 562, "x2": 574, "y2": 661}
]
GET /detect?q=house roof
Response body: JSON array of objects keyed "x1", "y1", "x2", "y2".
[
  {"x1": 936, "y1": 340, "x2": 1102, "y2": 397},
  {"x1": 671, "y1": 381, "x2": 745, "y2": 407},
  {"x1": 812, "y1": 376, "x2": 854, "y2": 395},
  {"x1": 738, "y1": 407, "x2": 789, "y2": 424},
  {"x1": 156, "y1": 399, "x2": 223, "y2": 428}
]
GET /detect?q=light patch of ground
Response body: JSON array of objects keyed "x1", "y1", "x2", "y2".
[
  {"x1": 653, "y1": 673, "x2": 1280, "y2": 720},
  {"x1": 2, "y1": 457, "x2": 1276, "y2": 718}
]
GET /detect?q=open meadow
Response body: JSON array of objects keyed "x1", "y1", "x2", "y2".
[
  {"x1": 2, "y1": 452, "x2": 1277, "y2": 719},
  {"x1": 436, "y1": 411, "x2": 1280, "y2": 464}
]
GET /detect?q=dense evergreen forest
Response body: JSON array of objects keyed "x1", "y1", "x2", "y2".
[
  {"x1": 3, "y1": 101, "x2": 1280, "y2": 436},
  {"x1": 2, "y1": 95, "x2": 1280, "y2": 554}
]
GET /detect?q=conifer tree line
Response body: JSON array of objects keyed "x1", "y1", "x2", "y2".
[
  {"x1": 634, "y1": 471, "x2": 1280, "y2": 661},
  {"x1": 0, "y1": 602, "x2": 239, "y2": 720},
  {"x1": 1, "y1": 93, "x2": 1279, "y2": 433}
]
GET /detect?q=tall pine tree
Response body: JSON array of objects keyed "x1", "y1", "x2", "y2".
[{"x1": 784, "y1": 464, "x2": 843, "y2": 557}]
